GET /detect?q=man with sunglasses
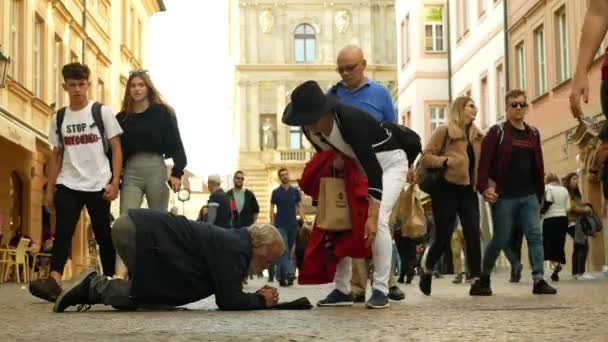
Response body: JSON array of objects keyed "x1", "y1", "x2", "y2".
[
  {"x1": 476, "y1": 89, "x2": 557, "y2": 295},
  {"x1": 228, "y1": 170, "x2": 260, "y2": 229},
  {"x1": 329, "y1": 45, "x2": 404, "y2": 303}
]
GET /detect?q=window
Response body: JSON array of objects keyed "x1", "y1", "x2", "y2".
[
  {"x1": 10, "y1": 0, "x2": 23, "y2": 80},
  {"x1": 480, "y1": 77, "x2": 489, "y2": 128},
  {"x1": 130, "y1": 6, "x2": 135, "y2": 50},
  {"x1": 430, "y1": 106, "x2": 446, "y2": 132},
  {"x1": 496, "y1": 63, "x2": 505, "y2": 119},
  {"x1": 515, "y1": 42, "x2": 527, "y2": 90},
  {"x1": 34, "y1": 16, "x2": 45, "y2": 98},
  {"x1": 534, "y1": 26, "x2": 547, "y2": 96},
  {"x1": 402, "y1": 110, "x2": 412, "y2": 127},
  {"x1": 294, "y1": 24, "x2": 316, "y2": 63},
  {"x1": 289, "y1": 126, "x2": 302, "y2": 149},
  {"x1": 97, "y1": 79, "x2": 105, "y2": 103},
  {"x1": 401, "y1": 15, "x2": 411, "y2": 67},
  {"x1": 137, "y1": 19, "x2": 143, "y2": 59},
  {"x1": 424, "y1": 6, "x2": 445, "y2": 52},
  {"x1": 53, "y1": 35, "x2": 64, "y2": 108},
  {"x1": 457, "y1": 0, "x2": 470, "y2": 37},
  {"x1": 555, "y1": 7, "x2": 570, "y2": 82},
  {"x1": 479, "y1": 0, "x2": 487, "y2": 16},
  {"x1": 8, "y1": 172, "x2": 23, "y2": 232}
]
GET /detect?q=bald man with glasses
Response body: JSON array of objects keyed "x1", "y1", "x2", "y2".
[{"x1": 328, "y1": 45, "x2": 404, "y2": 303}]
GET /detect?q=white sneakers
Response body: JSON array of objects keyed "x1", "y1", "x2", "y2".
[{"x1": 573, "y1": 273, "x2": 596, "y2": 280}]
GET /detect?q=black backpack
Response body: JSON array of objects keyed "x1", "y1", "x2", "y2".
[{"x1": 55, "y1": 102, "x2": 113, "y2": 175}]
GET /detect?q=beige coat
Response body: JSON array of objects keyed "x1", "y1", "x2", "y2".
[{"x1": 421, "y1": 123, "x2": 484, "y2": 187}]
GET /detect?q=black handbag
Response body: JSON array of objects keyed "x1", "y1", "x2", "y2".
[{"x1": 415, "y1": 129, "x2": 449, "y2": 194}]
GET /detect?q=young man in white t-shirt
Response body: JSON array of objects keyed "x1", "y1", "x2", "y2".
[{"x1": 29, "y1": 63, "x2": 124, "y2": 303}]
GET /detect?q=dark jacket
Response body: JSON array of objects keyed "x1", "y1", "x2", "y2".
[
  {"x1": 208, "y1": 188, "x2": 232, "y2": 228},
  {"x1": 128, "y1": 209, "x2": 266, "y2": 310},
  {"x1": 477, "y1": 121, "x2": 545, "y2": 202},
  {"x1": 227, "y1": 189, "x2": 260, "y2": 229},
  {"x1": 302, "y1": 103, "x2": 403, "y2": 202}
]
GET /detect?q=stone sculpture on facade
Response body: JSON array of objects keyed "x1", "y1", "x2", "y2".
[
  {"x1": 261, "y1": 117, "x2": 276, "y2": 150},
  {"x1": 335, "y1": 10, "x2": 351, "y2": 33},
  {"x1": 260, "y1": 9, "x2": 274, "y2": 34}
]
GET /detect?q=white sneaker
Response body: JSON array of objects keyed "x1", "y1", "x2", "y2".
[{"x1": 580, "y1": 273, "x2": 596, "y2": 280}]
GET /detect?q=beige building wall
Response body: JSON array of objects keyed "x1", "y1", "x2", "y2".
[
  {"x1": 507, "y1": 0, "x2": 607, "y2": 271},
  {"x1": 450, "y1": 0, "x2": 505, "y2": 129},
  {"x1": 396, "y1": 0, "x2": 449, "y2": 144},
  {"x1": 233, "y1": 0, "x2": 398, "y2": 222},
  {"x1": 0, "y1": 0, "x2": 164, "y2": 276}
]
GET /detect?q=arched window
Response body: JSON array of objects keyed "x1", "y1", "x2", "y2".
[
  {"x1": 294, "y1": 24, "x2": 316, "y2": 63},
  {"x1": 8, "y1": 172, "x2": 23, "y2": 232}
]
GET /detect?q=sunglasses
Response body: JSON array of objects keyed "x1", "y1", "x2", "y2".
[
  {"x1": 510, "y1": 101, "x2": 528, "y2": 109},
  {"x1": 129, "y1": 69, "x2": 149, "y2": 76},
  {"x1": 336, "y1": 63, "x2": 359, "y2": 74}
]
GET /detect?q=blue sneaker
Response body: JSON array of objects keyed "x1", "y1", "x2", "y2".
[
  {"x1": 365, "y1": 289, "x2": 390, "y2": 309},
  {"x1": 317, "y1": 289, "x2": 354, "y2": 307}
]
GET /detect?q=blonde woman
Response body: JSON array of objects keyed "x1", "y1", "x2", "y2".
[{"x1": 419, "y1": 96, "x2": 487, "y2": 296}]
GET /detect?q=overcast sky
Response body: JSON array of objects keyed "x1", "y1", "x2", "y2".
[{"x1": 148, "y1": 0, "x2": 236, "y2": 180}]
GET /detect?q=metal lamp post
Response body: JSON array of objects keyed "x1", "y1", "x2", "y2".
[{"x1": 0, "y1": 51, "x2": 10, "y2": 88}]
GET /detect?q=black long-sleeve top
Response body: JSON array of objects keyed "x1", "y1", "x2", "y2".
[
  {"x1": 303, "y1": 103, "x2": 402, "y2": 202},
  {"x1": 116, "y1": 104, "x2": 187, "y2": 177}
]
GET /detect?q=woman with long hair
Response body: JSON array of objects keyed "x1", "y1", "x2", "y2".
[
  {"x1": 542, "y1": 172, "x2": 570, "y2": 282},
  {"x1": 115, "y1": 70, "x2": 187, "y2": 276},
  {"x1": 419, "y1": 96, "x2": 487, "y2": 296},
  {"x1": 563, "y1": 172, "x2": 595, "y2": 280}
]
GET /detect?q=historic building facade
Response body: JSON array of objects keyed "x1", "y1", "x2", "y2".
[
  {"x1": 0, "y1": 0, "x2": 164, "y2": 276},
  {"x1": 233, "y1": 0, "x2": 398, "y2": 221}
]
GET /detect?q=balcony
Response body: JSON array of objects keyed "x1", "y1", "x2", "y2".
[{"x1": 276, "y1": 149, "x2": 314, "y2": 162}]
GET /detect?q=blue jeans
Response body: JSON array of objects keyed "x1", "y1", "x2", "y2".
[
  {"x1": 277, "y1": 227, "x2": 297, "y2": 281},
  {"x1": 482, "y1": 194, "x2": 545, "y2": 279}
]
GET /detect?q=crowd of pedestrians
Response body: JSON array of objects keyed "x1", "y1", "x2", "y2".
[{"x1": 21, "y1": 0, "x2": 608, "y2": 313}]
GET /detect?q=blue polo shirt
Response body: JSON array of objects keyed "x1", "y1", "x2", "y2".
[
  {"x1": 271, "y1": 186, "x2": 301, "y2": 229},
  {"x1": 331, "y1": 79, "x2": 397, "y2": 123}
]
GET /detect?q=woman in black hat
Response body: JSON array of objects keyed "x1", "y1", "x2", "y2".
[{"x1": 283, "y1": 80, "x2": 418, "y2": 309}]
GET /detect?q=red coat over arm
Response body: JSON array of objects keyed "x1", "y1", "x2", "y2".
[{"x1": 297, "y1": 150, "x2": 372, "y2": 285}]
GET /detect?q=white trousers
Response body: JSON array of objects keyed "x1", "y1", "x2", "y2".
[{"x1": 334, "y1": 149, "x2": 408, "y2": 295}]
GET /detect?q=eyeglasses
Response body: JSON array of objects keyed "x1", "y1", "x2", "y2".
[
  {"x1": 129, "y1": 69, "x2": 149, "y2": 76},
  {"x1": 336, "y1": 63, "x2": 360, "y2": 74},
  {"x1": 510, "y1": 101, "x2": 528, "y2": 109}
]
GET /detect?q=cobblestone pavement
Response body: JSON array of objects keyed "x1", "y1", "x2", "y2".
[{"x1": 1, "y1": 272, "x2": 607, "y2": 342}]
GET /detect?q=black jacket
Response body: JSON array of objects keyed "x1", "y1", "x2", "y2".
[
  {"x1": 303, "y1": 103, "x2": 402, "y2": 201},
  {"x1": 208, "y1": 188, "x2": 232, "y2": 228},
  {"x1": 128, "y1": 209, "x2": 266, "y2": 310},
  {"x1": 227, "y1": 189, "x2": 260, "y2": 228}
]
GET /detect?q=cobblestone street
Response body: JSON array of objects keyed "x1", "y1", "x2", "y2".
[{"x1": 1, "y1": 272, "x2": 607, "y2": 341}]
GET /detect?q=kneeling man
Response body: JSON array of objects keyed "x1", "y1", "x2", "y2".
[{"x1": 52, "y1": 209, "x2": 284, "y2": 312}]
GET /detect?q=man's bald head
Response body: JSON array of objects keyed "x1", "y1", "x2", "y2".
[
  {"x1": 336, "y1": 45, "x2": 367, "y2": 90},
  {"x1": 337, "y1": 45, "x2": 364, "y2": 62}
]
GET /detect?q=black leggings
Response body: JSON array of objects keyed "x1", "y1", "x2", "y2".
[
  {"x1": 425, "y1": 181, "x2": 481, "y2": 277},
  {"x1": 51, "y1": 185, "x2": 116, "y2": 276},
  {"x1": 395, "y1": 235, "x2": 418, "y2": 279}
]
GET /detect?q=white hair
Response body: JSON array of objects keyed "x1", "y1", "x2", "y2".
[{"x1": 247, "y1": 223, "x2": 285, "y2": 253}]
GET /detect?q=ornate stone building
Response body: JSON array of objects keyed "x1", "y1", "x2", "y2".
[
  {"x1": 232, "y1": 0, "x2": 397, "y2": 221},
  {"x1": 0, "y1": 0, "x2": 164, "y2": 277}
]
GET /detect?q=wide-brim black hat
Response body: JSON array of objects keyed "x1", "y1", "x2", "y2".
[{"x1": 282, "y1": 80, "x2": 340, "y2": 126}]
